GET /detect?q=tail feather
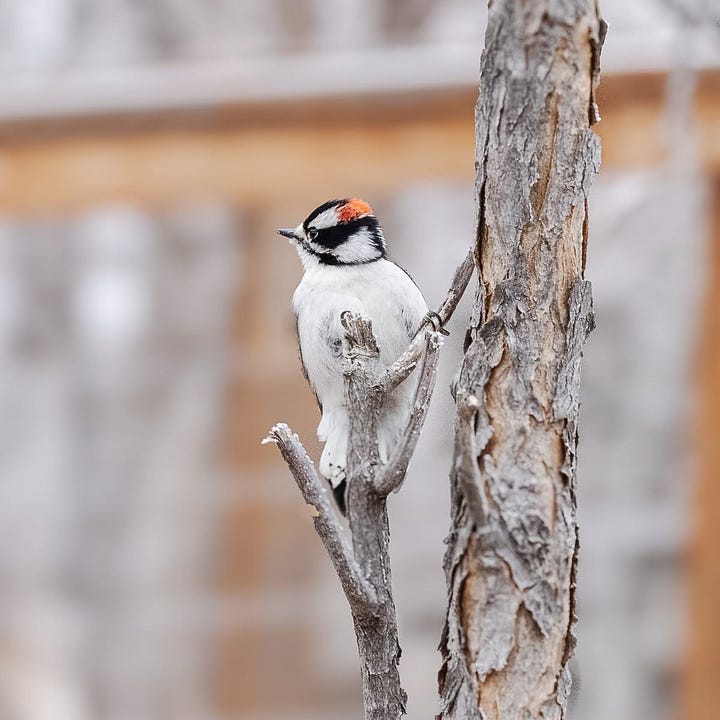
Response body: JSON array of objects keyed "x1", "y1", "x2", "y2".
[
  {"x1": 318, "y1": 379, "x2": 416, "y2": 513},
  {"x1": 319, "y1": 411, "x2": 348, "y2": 485},
  {"x1": 332, "y1": 479, "x2": 348, "y2": 515}
]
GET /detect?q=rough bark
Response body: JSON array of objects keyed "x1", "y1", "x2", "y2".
[
  {"x1": 266, "y1": 252, "x2": 473, "y2": 720},
  {"x1": 438, "y1": 2, "x2": 605, "y2": 719}
]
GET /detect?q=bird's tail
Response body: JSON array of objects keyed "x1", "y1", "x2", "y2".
[
  {"x1": 332, "y1": 480, "x2": 347, "y2": 515},
  {"x1": 318, "y1": 409, "x2": 349, "y2": 499},
  {"x1": 318, "y1": 386, "x2": 414, "y2": 514}
]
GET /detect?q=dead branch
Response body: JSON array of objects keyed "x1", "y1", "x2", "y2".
[
  {"x1": 265, "y1": 250, "x2": 474, "y2": 720},
  {"x1": 262, "y1": 424, "x2": 377, "y2": 611},
  {"x1": 385, "y1": 249, "x2": 474, "y2": 392},
  {"x1": 375, "y1": 330, "x2": 441, "y2": 496}
]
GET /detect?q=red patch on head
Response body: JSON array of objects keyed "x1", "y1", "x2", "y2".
[{"x1": 337, "y1": 198, "x2": 373, "y2": 223}]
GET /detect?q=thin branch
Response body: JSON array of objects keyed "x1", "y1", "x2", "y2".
[
  {"x1": 434, "y1": 249, "x2": 477, "y2": 328},
  {"x1": 386, "y1": 249, "x2": 475, "y2": 391},
  {"x1": 375, "y1": 331, "x2": 441, "y2": 496},
  {"x1": 263, "y1": 423, "x2": 378, "y2": 610}
]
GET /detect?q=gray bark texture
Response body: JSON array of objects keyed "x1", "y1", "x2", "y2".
[
  {"x1": 438, "y1": 2, "x2": 605, "y2": 719},
  {"x1": 266, "y1": 254, "x2": 474, "y2": 720}
]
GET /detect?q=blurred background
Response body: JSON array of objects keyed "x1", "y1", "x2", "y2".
[{"x1": 0, "y1": 1, "x2": 718, "y2": 720}]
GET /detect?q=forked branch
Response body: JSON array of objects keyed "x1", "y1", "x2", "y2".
[
  {"x1": 262, "y1": 424, "x2": 377, "y2": 611},
  {"x1": 375, "y1": 330, "x2": 441, "y2": 496},
  {"x1": 265, "y1": 250, "x2": 474, "y2": 720}
]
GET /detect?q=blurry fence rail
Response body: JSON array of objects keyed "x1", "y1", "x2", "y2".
[{"x1": 0, "y1": 72, "x2": 719, "y2": 216}]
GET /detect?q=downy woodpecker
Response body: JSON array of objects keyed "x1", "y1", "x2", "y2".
[{"x1": 278, "y1": 198, "x2": 428, "y2": 513}]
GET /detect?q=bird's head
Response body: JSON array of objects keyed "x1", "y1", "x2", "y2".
[{"x1": 277, "y1": 198, "x2": 386, "y2": 267}]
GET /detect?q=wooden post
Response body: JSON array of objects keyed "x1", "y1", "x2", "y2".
[{"x1": 686, "y1": 174, "x2": 720, "y2": 720}]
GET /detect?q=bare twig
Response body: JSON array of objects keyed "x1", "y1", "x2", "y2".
[
  {"x1": 262, "y1": 424, "x2": 378, "y2": 610},
  {"x1": 385, "y1": 249, "x2": 474, "y2": 391},
  {"x1": 433, "y1": 249, "x2": 476, "y2": 329},
  {"x1": 375, "y1": 330, "x2": 441, "y2": 496}
]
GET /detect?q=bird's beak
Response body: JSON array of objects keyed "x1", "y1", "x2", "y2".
[{"x1": 277, "y1": 228, "x2": 300, "y2": 241}]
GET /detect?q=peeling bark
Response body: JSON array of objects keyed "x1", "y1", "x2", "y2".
[{"x1": 438, "y1": 2, "x2": 605, "y2": 719}]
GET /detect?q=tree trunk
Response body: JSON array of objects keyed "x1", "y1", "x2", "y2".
[{"x1": 438, "y1": 2, "x2": 605, "y2": 719}]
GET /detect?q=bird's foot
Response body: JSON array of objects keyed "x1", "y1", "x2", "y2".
[
  {"x1": 423, "y1": 310, "x2": 450, "y2": 336},
  {"x1": 327, "y1": 462, "x2": 346, "y2": 486}
]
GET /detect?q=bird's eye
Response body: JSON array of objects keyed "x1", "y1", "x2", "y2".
[{"x1": 308, "y1": 228, "x2": 318, "y2": 240}]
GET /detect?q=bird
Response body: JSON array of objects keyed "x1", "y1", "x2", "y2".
[{"x1": 277, "y1": 198, "x2": 429, "y2": 513}]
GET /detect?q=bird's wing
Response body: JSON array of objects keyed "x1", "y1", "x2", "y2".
[
  {"x1": 294, "y1": 293, "x2": 367, "y2": 413},
  {"x1": 386, "y1": 259, "x2": 429, "y2": 338},
  {"x1": 294, "y1": 313, "x2": 322, "y2": 413}
]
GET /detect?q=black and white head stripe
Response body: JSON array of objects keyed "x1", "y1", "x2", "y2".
[
  {"x1": 302, "y1": 198, "x2": 346, "y2": 232},
  {"x1": 298, "y1": 198, "x2": 387, "y2": 266}
]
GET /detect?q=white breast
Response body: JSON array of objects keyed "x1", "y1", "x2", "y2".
[{"x1": 292, "y1": 259, "x2": 428, "y2": 408}]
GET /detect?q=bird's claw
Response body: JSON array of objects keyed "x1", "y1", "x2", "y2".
[
  {"x1": 424, "y1": 311, "x2": 450, "y2": 336},
  {"x1": 328, "y1": 463, "x2": 347, "y2": 485}
]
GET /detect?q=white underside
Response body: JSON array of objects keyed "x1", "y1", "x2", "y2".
[{"x1": 293, "y1": 258, "x2": 428, "y2": 486}]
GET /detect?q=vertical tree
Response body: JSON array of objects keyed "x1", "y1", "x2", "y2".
[{"x1": 438, "y1": 2, "x2": 605, "y2": 719}]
